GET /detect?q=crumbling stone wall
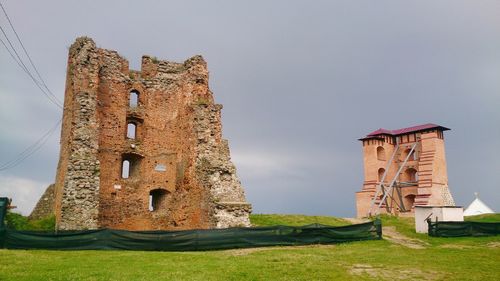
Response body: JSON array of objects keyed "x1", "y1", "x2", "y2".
[
  {"x1": 53, "y1": 39, "x2": 101, "y2": 230},
  {"x1": 194, "y1": 105, "x2": 251, "y2": 227},
  {"x1": 29, "y1": 184, "x2": 55, "y2": 220},
  {"x1": 46, "y1": 37, "x2": 251, "y2": 230}
]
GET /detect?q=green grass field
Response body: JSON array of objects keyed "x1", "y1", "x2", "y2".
[
  {"x1": 0, "y1": 214, "x2": 498, "y2": 281},
  {"x1": 249, "y1": 214, "x2": 350, "y2": 226},
  {"x1": 465, "y1": 213, "x2": 500, "y2": 223}
]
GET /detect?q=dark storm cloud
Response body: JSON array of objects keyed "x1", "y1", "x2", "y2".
[{"x1": 1, "y1": 0, "x2": 499, "y2": 215}]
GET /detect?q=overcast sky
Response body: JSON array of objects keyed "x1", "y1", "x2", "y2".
[{"x1": 0, "y1": 0, "x2": 499, "y2": 217}]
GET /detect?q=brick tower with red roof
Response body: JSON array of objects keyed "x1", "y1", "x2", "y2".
[{"x1": 356, "y1": 123, "x2": 455, "y2": 218}]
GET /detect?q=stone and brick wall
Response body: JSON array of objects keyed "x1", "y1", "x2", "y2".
[
  {"x1": 54, "y1": 38, "x2": 101, "y2": 230},
  {"x1": 41, "y1": 37, "x2": 251, "y2": 230},
  {"x1": 193, "y1": 105, "x2": 251, "y2": 228},
  {"x1": 29, "y1": 184, "x2": 55, "y2": 220},
  {"x1": 356, "y1": 125, "x2": 455, "y2": 218}
]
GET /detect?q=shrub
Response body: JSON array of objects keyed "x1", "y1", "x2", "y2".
[
  {"x1": 5, "y1": 211, "x2": 55, "y2": 231},
  {"x1": 5, "y1": 212, "x2": 29, "y2": 230}
]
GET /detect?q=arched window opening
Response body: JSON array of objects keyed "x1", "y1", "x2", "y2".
[
  {"x1": 127, "y1": 123, "x2": 136, "y2": 139},
  {"x1": 121, "y1": 153, "x2": 142, "y2": 179},
  {"x1": 129, "y1": 90, "x2": 139, "y2": 107},
  {"x1": 403, "y1": 149, "x2": 416, "y2": 161},
  {"x1": 121, "y1": 160, "x2": 130, "y2": 178},
  {"x1": 149, "y1": 189, "x2": 168, "y2": 212},
  {"x1": 377, "y1": 146, "x2": 385, "y2": 161},
  {"x1": 405, "y1": 168, "x2": 418, "y2": 182},
  {"x1": 378, "y1": 168, "x2": 386, "y2": 182},
  {"x1": 403, "y1": 194, "x2": 416, "y2": 211}
]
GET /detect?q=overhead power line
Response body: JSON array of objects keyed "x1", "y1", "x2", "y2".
[
  {"x1": 0, "y1": 26, "x2": 30, "y2": 75},
  {"x1": 0, "y1": 118, "x2": 62, "y2": 171},
  {"x1": 0, "y1": 1, "x2": 54, "y2": 97},
  {"x1": 0, "y1": 35, "x2": 28, "y2": 74},
  {"x1": 0, "y1": 1, "x2": 64, "y2": 171},
  {"x1": 0, "y1": 30, "x2": 63, "y2": 108},
  {"x1": 0, "y1": 1, "x2": 63, "y2": 108}
]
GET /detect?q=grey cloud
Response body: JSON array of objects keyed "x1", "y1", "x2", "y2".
[{"x1": 0, "y1": 0, "x2": 499, "y2": 216}]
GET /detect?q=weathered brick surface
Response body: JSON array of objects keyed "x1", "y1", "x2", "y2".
[
  {"x1": 356, "y1": 126, "x2": 455, "y2": 218},
  {"x1": 46, "y1": 37, "x2": 251, "y2": 230}
]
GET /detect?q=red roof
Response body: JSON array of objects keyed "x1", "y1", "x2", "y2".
[{"x1": 365, "y1": 123, "x2": 450, "y2": 137}]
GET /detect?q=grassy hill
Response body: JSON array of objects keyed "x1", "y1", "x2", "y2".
[
  {"x1": 250, "y1": 214, "x2": 350, "y2": 226},
  {"x1": 0, "y1": 214, "x2": 498, "y2": 281},
  {"x1": 464, "y1": 213, "x2": 500, "y2": 222}
]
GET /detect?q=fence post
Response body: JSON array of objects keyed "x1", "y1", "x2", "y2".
[
  {"x1": 374, "y1": 218, "x2": 382, "y2": 239},
  {"x1": 426, "y1": 218, "x2": 433, "y2": 236}
]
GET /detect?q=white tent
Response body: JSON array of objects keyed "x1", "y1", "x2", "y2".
[{"x1": 463, "y1": 193, "x2": 495, "y2": 216}]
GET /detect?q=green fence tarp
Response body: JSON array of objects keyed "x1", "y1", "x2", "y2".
[
  {"x1": 0, "y1": 220, "x2": 381, "y2": 251},
  {"x1": 0, "y1": 197, "x2": 8, "y2": 248},
  {"x1": 428, "y1": 220, "x2": 500, "y2": 237},
  {"x1": 0, "y1": 197, "x2": 8, "y2": 230}
]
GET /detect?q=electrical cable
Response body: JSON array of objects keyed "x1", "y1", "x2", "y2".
[
  {"x1": 0, "y1": 1, "x2": 63, "y2": 171},
  {"x1": 0, "y1": 2, "x2": 63, "y2": 108},
  {"x1": 0, "y1": 35, "x2": 28, "y2": 74},
  {"x1": 0, "y1": 1, "x2": 62, "y2": 107},
  {"x1": 0, "y1": 26, "x2": 63, "y2": 108},
  {"x1": 0, "y1": 119, "x2": 62, "y2": 171}
]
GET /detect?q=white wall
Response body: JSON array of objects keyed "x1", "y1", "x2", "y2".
[{"x1": 414, "y1": 206, "x2": 463, "y2": 233}]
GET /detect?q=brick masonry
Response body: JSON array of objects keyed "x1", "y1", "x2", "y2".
[
  {"x1": 355, "y1": 125, "x2": 455, "y2": 218},
  {"x1": 33, "y1": 37, "x2": 251, "y2": 230}
]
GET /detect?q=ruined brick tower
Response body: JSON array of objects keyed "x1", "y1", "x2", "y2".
[
  {"x1": 48, "y1": 37, "x2": 251, "y2": 230},
  {"x1": 356, "y1": 124, "x2": 455, "y2": 218}
]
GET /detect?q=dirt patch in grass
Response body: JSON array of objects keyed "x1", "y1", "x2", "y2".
[
  {"x1": 343, "y1": 218, "x2": 370, "y2": 224},
  {"x1": 224, "y1": 247, "x2": 277, "y2": 256},
  {"x1": 439, "y1": 241, "x2": 500, "y2": 249},
  {"x1": 382, "y1": 226, "x2": 429, "y2": 249},
  {"x1": 349, "y1": 263, "x2": 443, "y2": 280},
  {"x1": 487, "y1": 242, "x2": 500, "y2": 248},
  {"x1": 349, "y1": 264, "x2": 383, "y2": 278},
  {"x1": 439, "y1": 244, "x2": 477, "y2": 249},
  {"x1": 224, "y1": 244, "x2": 336, "y2": 256}
]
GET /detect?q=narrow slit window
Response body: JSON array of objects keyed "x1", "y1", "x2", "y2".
[
  {"x1": 127, "y1": 123, "x2": 136, "y2": 139},
  {"x1": 121, "y1": 160, "x2": 130, "y2": 178},
  {"x1": 130, "y1": 90, "x2": 139, "y2": 107}
]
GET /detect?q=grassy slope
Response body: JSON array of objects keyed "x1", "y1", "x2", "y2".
[
  {"x1": 250, "y1": 214, "x2": 350, "y2": 226},
  {"x1": 0, "y1": 214, "x2": 498, "y2": 281},
  {"x1": 464, "y1": 213, "x2": 500, "y2": 222}
]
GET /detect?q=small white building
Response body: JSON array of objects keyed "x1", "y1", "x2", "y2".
[
  {"x1": 414, "y1": 206, "x2": 464, "y2": 233},
  {"x1": 464, "y1": 193, "x2": 495, "y2": 217}
]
